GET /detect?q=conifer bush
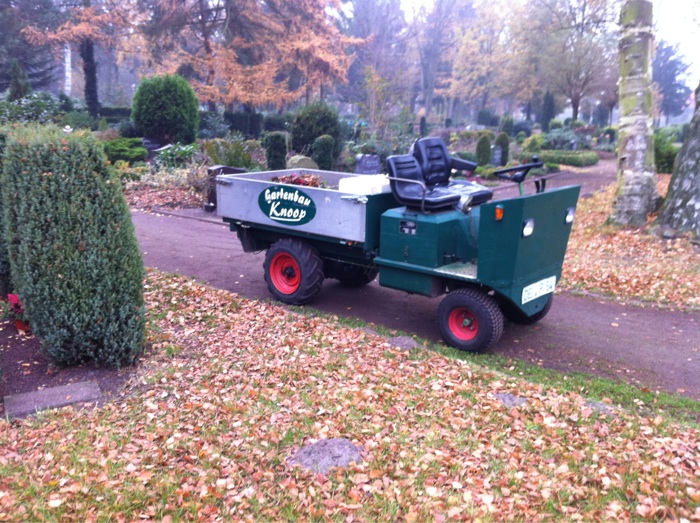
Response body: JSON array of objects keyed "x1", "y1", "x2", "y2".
[
  {"x1": 262, "y1": 131, "x2": 287, "y2": 170},
  {"x1": 291, "y1": 102, "x2": 342, "y2": 159},
  {"x1": 0, "y1": 127, "x2": 10, "y2": 294},
  {"x1": 476, "y1": 134, "x2": 491, "y2": 166},
  {"x1": 1, "y1": 125, "x2": 145, "y2": 367},
  {"x1": 132, "y1": 75, "x2": 200, "y2": 145},
  {"x1": 312, "y1": 134, "x2": 335, "y2": 170}
]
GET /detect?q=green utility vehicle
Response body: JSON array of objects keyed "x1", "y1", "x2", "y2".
[{"x1": 216, "y1": 137, "x2": 580, "y2": 352}]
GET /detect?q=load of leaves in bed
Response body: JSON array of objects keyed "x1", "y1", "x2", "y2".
[{"x1": 0, "y1": 271, "x2": 698, "y2": 522}]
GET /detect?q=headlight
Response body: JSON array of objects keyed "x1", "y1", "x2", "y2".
[
  {"x1": 565, "y1": 207, "x2": 575, "y2": 224},
  {"x1": 522, "y1": 218, "x2": 535, "y2": 237}
]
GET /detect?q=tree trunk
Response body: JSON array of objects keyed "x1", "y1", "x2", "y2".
[
  {"x1": 658, "y1": 82, "x2": 700, "y2": 238},
  {"x1": 610, "y1": 0, "x2": 658, "y2": 227},
  {"x1": 80, "y1": 38, "x2": 99, "y2": 120}
]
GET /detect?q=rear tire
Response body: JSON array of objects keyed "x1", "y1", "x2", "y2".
[
  {"x1": 324, "y1": 260, "x2": 378, "y2": 287},
  {"x1": 501, "y1": 295, "x2": 553, "y2": 325},
  {"x1": 264, "y1": 239, "x2": 324, "y2": 305},
  {"x1": 437, "y1": 288, "x2": 504, "y2": 352}
]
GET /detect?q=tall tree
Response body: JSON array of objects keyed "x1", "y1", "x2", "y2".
[
  {"x1": 410, "y1": 0, "x2": 474, "y2": 117},
  {"x1": 652, "y1": 40, "x2": 692, "y2": 125},
  {"x1": 138, "y1": 0, "x2": 356, "y2": 109},
  {"x1": 0, "y1": 0, "x2": 57, "y2": 93},
  {"x1": 338, "y1": 0, "x2": 410, "y2": 110},
  {"x1": 610, "y1": 0, "x2": 658, "y2": 227},
  {"x1": 24, "y1": 0, "x2": 130, "y2": 118},
  {"x1": 659, "y1": 81, "x2": 700, "y2": 238},
  {"x1": 450, "y1": 2, "x2": 509, "y2": 115}
]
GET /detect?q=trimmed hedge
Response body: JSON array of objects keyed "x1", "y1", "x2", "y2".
[
  {"x1": 0, "y1": 127, "x2": 9, "y2": 294},
  {"x1": 291, "y1": 102, "x2": 342, "y2": 159},
  {"x1": 262, "y1": 132, "x2": 287, "y2": 170},
  {"x1": 312, "y1": 134, "x2": 335, "y2": 170},
  {"x1": 476, "y1": 134, "x2": 491, "y2": 166},
  {"x1": 1, "y1": 125, "x2": 145, "y2": 367},
  {"x1": 132, "y1": 75, "x2": 199, "y2": 145},
  {"x1": 536, "y1": 150, "x2": 599, "y2": 167}
]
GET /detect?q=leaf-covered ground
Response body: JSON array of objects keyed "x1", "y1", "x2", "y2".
[
  {"x1": 1, "y1": 272, "x2": 699, "y2": 522},
  {"x1": 561, "y1": 175, "x2": 700, "y2": 310}
]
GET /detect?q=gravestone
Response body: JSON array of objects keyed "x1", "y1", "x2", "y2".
[
  {"x1": 490, "y1": 146, "x2": 502, "y2": 167},
  {"x1": 355, "y1": 154, "x2": 382, "y2": 174}
]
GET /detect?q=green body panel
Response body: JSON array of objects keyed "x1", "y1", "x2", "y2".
[
  {"x1": 375, "y1": 208, "x2": 477, "y2": 267},
  {"x1": 477, "y1": 185, "x2": 580, "y2": 314}
]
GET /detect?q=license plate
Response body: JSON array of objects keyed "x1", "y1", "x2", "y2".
[{"x1": 522, "y1": 276, "x2": 556, "y2": 304}]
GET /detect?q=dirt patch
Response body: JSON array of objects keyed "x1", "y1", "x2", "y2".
[{"x1": 0, "y1": 320, "x2": 132, "y2": 417}]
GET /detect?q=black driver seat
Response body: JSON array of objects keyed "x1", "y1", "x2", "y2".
[
  {"x1": 386, "y1": 154, "x2": 461, "y2": 212},
  {"x1": 411, "y1": 137, "x2": 494, "y2": 205}
]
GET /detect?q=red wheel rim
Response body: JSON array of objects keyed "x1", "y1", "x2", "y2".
[
  {"x1": 270, "y1": 252, "x2": 301, "y2": 294},
  {"x1": 448, "y1": 307, "x2": 479, "y2": 341}
]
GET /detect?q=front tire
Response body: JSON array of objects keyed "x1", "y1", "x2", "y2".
[
  {"x1": 264, "y1": 239, "x2": 324, "y2": 305},
  {"x1": 437, "y1": 288, "x2": 504, "y2": 352}
]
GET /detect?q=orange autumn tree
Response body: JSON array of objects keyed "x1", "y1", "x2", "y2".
[
  {"x1": 24, "y1": 0, "x2": 131, "y2": 118},
  {"x1": 137, "y1": 0, "x2": 358, "y2": 109}
]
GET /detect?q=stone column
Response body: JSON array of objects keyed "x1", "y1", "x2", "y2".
[{"x1": 610, "y1": 0, "x2": 658, "y2": 227}]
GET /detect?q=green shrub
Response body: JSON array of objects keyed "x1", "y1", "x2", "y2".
[
  {"x1": 262, "y1": 131, "x2": 287, "y2": 170},
  {"x1": 132, "y1": 75, "x2": 199, "y2": 144},
  {"x1": 103, "y1": 137, "x2": 148, "y2": 164},
  {"x1": 523, "y1": 134, "x2": 544, "y2": 153},
  {"x1": 1, "y1": 125, "x2": 145, "y2": 367},
  {"x1": 516, "y1": 131, "x2": 527, "y2": 145},
  {"x1": 475, "y1": 164, "x2": 496, "y2": 179},
  {"x1": 548, "y1": 119, "x2": 564, "y2": 130},
  {"x1": 654, "y1": 129, "x2": 680, "y2": 174},
  {"x1": 202, "y1": 137, "x2": 257, "y2": 170},
  {"x1": 154, "y1": 143, "x2": 200, "y2": 171},
  {"x1": 62, "y1": 111, "x2": 94, "y2": 130},
  {"x1": 291, "y1": 102, "x2": 342, "y2": 160},
  {"x1": 224, "y1": 111, "x2": 263, "y2": 138},
  {"x1": 0, "y1": 127, "x2": 10, "y2": 294},
  {"x1": 0, "y1": 91, "x2": 61, "y2": 125},
  {"x1": 602, "y1": 127, "x2": 617, "y2": 143},
  {"x1": 513, "y1": 120, "x2": 533, "y2": 137},
  {"x1": 476, "y1": 134, "x2": 491, "y2": 166},
  {"x1": 263, "y1": 113, "x2": 290, "y2": 132},
  {"x1": 536, "y1": 150, "x2": 599, "y2": 167},
  {"x1": 198, "y1": 111, "x2": 230, "y2": 139},
  {"x1": 455, "y1": 151, "x2": 477, "y2": 163},
  {"x1": 312, "y1": 134, "x2": 335, "y2": 170},
  {"x1": 543, "y1": 128, "x2": 578, "y2": 150},
  {"x1": 500, "y1": 116, "x2": 514, "y2": 136},
  {"x1": 494, "y1": 132, "x2": 510, "y2": 166}
]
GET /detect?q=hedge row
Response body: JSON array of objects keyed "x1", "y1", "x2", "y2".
[
  {"x1": 536, "y1": 150, "x2": 599, "y2": 167},
  {"x1": 1, "y1": 125, "x2": 145, "y2": 367}
]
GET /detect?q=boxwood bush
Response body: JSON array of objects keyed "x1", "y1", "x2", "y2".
[
  {"x1": 103, "y1": 137, "x2": 148, "y2": 164},
  {"x1": 1, "y1": 125, "x2": 145, "y2": 367},
  {"x1": 536, "y1": 150, "x2": 599, "y2": 167},
  {"x1": 132, "y1": 75, "x2": 199, "y2": 145},
  {"x1": 312, "y1": 134, "x2": 335, "y2": 170},
  {"x1": 0, "y1": 127, "x2": 9, "y2": 294},
  {"x1": 291, "y1": 102, "x2": 342, "y2": 160},
  {"x1": 262, "y1": 131, "x2": 287, "y2": 170},
  {"x1": 476, "y1": 134, "x2": 491, "y2": 166}
]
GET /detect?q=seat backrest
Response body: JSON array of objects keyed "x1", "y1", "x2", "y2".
[
  {"x1": 412, "y1": 137, "x2": 451, "y2": 186},
  {"x1": 386, "y1": 154, "x2": 425, "y2": 207}
]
